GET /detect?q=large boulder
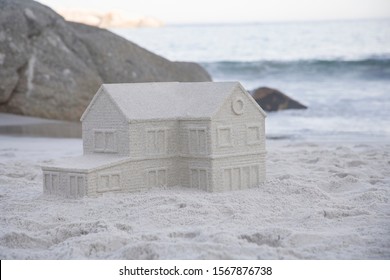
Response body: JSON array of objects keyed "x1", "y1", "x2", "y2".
[
  {"x1": 251, "y1": 87, "x2": 307, "y2": 112},
  {"x1": 0, "y1": 0, "x2": 211, "y2": 121}
]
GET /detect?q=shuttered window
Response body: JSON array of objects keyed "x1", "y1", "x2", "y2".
[
  {"x1": 189, "y1": 128, "x2": 207, "y2": 154},
  {"x1": 94, "y1": 130, "x2": 117, "y2": 153},
  {"x1": 147, "y1": 129, "x2": 167, "y2": 154}
]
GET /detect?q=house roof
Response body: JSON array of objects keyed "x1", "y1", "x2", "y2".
[
  {"x1": 41, "y1": 154, "x2": 129, "y2": 172},
  {"x1": 81, "y1": 82, "x2": 266, "y2": 121}
]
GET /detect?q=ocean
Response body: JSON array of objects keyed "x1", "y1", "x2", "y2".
[{"x1": 113, "y1": 19, "x2": 390, "y2": 142}]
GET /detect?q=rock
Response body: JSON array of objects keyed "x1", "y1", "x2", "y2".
[
  {"x1": 251, "y1": 87, "x2": 307, "y2": 112},
  {"x1": 0, "y1": 0, "x2": 211, "y2": 121}
]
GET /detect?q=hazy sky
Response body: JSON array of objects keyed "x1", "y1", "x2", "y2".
[{"x1": 37, "y1": 0, "x2": 390, "y2": 24}]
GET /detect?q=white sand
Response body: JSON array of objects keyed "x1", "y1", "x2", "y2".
[{"x1": 0, "y1": 135, "x2": 389, "y2": 259}]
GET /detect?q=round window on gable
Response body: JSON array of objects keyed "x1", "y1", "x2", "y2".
[{"x1": 232, "y1": 97, "x2": 245, "y2": 115}]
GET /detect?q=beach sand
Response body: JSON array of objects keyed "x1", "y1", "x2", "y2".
[{"x1": 0, "y1": 132, "x2": 389, "y2": 259}]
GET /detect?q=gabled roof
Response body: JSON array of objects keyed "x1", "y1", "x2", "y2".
[{"x1": 81, "y1": 82, "x2": 265, "y2": 121}]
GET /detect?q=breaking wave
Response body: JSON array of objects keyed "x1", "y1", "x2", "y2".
[{"x1": 201, "y1": 56, "x2": 390, "y2": 81}]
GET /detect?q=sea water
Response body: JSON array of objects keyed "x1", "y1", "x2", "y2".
[{"x1": 113, "y1": 19, "x2": 390, "y2": 142}]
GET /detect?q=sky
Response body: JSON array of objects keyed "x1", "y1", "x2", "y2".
[{"x1": 37, "y1": 0, "x2": 390, "y2": 24}]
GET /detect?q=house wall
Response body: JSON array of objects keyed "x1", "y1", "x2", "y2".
[
  {"x1": 178, "y1": 120, "x2": 212, "y2": 156},
  {"x1": 208, "y1": 87, "x2": 266, "y2": 192},
  {"x1": 211, "y1": 153, "x2": 266, "y2": 192},
  {"x1": 176, "y1": 120, "x2": 213, "y2": 191},
  {"x1": 82, "y1": 92, "x2": 130, "y2": 156},
  {"x1": 178, "y1": 157, "x2": 213, "y2": 191},
  {"x1": 211, "y1": 87, "x2": 265, "y2": 157},
  {"x1": 42, "y1": 169, "x2": 88, "y2": 198},
  {"x1": 43, "y1": 156, "x2": 181, "y2": 198},
  {"x1": 87, "y1": 158, "x2": 180, "y2": 196},
  {"x1": 128, "y1": 120, "x2": 179, "y2": 159}
]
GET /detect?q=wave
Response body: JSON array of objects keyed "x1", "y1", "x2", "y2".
[{"x1": 201, "y1": 57, "x2": 390, "y2": 81}]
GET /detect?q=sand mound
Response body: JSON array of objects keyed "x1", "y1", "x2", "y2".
[{"x1": 0, "y1": 136, "x2": 389, "y2": 259}]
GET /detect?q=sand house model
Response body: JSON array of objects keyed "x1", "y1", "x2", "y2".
[{"x1": 42, "y1": 82, "x2": 267, "y2": 197}]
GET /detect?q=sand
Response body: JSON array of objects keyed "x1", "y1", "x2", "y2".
[{"x1": 0, "y1": 132, "x2": 389, "y2": 259}]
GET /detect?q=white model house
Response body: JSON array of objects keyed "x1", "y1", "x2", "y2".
[{"x1": 42, "y1": 82, "x2": 266, "y2": 197}]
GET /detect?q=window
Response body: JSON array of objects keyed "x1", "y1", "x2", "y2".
[
  {"x1": 247, "y1": 124, "x2": 261, "y2": 144},
  {"x1": 217, "y1": 126, "x2": 232, "y2": 147},
  {"x1": 94, "y1": 130, "x2": 116, "y2": 153},
  {"x1": 223, "y1": 165, "x2": 260, "y2": 190},
  {"x1": 69, "y1": 174, "x2": 86, "y2": 197},
  {"x1": 190, "y1": 168, "x2": 208, "y2": 191},
  {"x1": 231, "y1": 97, "x2": 245, "y2": 115},
  {"x1": 189, "y1": 128, "x2": 207, "y2": 154},
  {"x1": 43, "y1": 172, "x2": 59, "y2": 195},
  {"x1": 147, "y1": 129, "x2": 166, "y2": 155},
  {"x1": 147, "y1": 168, "x2": 167, "y2": 188},
  {"x1": 98, "y1": 173, "x2": 121, "y2": 192}
]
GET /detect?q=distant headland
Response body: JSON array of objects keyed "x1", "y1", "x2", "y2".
[{"x1": 56, "y1": 9, "x2": 164, "y2": 28}]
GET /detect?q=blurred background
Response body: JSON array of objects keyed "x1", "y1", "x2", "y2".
[
  {"x1": 37, "y1": 0, "x2": 390, "y2": 24},
  {"x1": 2, "y1": 0, "x2": 390, "y2": 141}
]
